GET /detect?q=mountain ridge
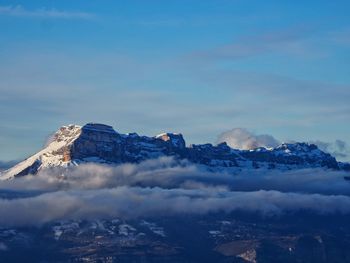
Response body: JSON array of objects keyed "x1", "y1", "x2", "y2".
[{"x1": 1, "y1": 123, "x2": 348, "y2": 180}]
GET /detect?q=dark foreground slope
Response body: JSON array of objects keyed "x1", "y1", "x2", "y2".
[{"x1": 1, "y1": 212, "x2": 350, "y2": 263}]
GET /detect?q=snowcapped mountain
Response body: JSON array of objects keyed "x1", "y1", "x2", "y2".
[{"x1": 0, "y1": 123, "x2": 347, "y2": 179}]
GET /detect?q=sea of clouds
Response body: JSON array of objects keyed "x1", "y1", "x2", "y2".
[{"x1": 1, "y1": 157, "x2": 350, "y2": 227}]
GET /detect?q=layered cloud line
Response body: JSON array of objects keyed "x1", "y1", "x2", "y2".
[
  {"x1": 1, "y1": 187, "x2": 350, "y2": 227},
  {"x1": 0, "y1": 157, "x2": 350, "y2": 226},
  {"x1": 1, "y1": 158, "x2": 350, "y2": 195}
]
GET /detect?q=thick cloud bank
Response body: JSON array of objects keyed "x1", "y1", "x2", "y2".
[
  {"x1": 217, "y1": 128, "x2": 280, "y2": 150},
  {"x1": 1, "y1": 157, "x2": 350, "y2": 226},
  {"x1": 1, "y1": 187, "x2": 350, "y2": 227}
]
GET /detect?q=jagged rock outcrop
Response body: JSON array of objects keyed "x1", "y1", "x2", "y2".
[{"x1": 0, "y1": 123, "x2": 347, "y2": 179}]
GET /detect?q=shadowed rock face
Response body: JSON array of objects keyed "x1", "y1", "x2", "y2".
[
  {"x1": 156, "y1": 133, "x2": 186, "y2": 149},
  {"x1": 71, "y1": 124, "x2": 123, "y2": 163},
  {"x1": 65, "y1": 123, "x2": 189, "y2": 164},
  {"x1": 1, "y1": 123, "x2": 345, "y2": 178},
  {"x1": 187, "y1": 142, "x2": 239, "y2": 167}
]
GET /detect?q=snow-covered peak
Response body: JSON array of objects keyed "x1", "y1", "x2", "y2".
[
  {"x1": 0, "y1": 125, "x2": 82, "y2": 180},
  {"x1": 276, "y1": 142, "x2": 318, "y2": 152},
  {"x1": 273, "y1": 142, "x2": 326, "y2": 158},
  {"x1": 53, "y1": 124, "x2": 82, "y2": 143}
]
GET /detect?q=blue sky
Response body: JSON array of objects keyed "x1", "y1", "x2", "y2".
[{"x1": 0, "y1": 0, "x2": 350, "y2": 161}]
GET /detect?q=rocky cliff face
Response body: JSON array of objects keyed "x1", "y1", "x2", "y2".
[
  {"x1": 0, "y1": 123, "x2": 345, "y2": 179},
  {"x1": 71, "y1": 123, "x2": 123, "y2": 163}
]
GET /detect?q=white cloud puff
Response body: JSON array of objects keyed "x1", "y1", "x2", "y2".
[{"x1": 217, "y1": 128, "x2": 280, "y2": 150}]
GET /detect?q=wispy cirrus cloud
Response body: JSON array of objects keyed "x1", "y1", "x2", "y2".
[
  {"x1": 0, "y1": 5, "x2": 95, "y2": 20},
  {"x1": 190, "y1": 26, "x2": 323, "y2": 61},
  {"x1": 327, "y1": 28, "x2": 350, "y2": 46}
]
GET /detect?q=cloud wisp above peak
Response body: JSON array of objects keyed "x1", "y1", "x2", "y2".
[
  {"x1": 310, "y1": 139, "x2": 350, "y2": 162},
  {"x1": 216, "y1": 128, "x2": 350, "y2": 162},
  {"x1": 217, "y1": 128, "x2": 280, "y2": 150},
  {"x1": 0, "y1": 5, "x2": 95, "y2": 20}
]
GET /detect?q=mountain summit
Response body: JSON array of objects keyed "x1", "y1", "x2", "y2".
[{"x1": 1, "y1": 123, "x2": 346, "y2": 180}]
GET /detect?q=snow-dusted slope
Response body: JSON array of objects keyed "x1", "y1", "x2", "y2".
[
  {"x1": 0, "y1": 125, "x2": 81, "y2": 180},
  {"x1": 1, "y1": 123, "x2": 347, "y2": 180}
]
